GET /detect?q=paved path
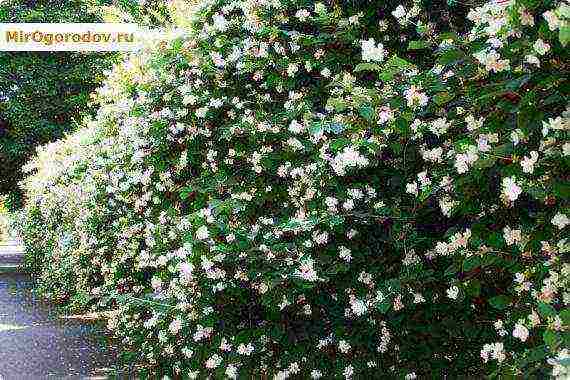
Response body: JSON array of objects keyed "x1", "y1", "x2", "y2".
[
  {"x1": 0, "y1": 240, "x2": 121, "y2": 379},
  {"x1": 0, "y1": 240, "x2": 25, "y2": 274}
]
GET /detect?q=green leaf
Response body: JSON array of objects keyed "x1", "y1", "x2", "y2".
[
  {"x1": 489, "y1": 295, "x2": 512, "y2": 310},
  {"x1": 408, "y1": 40, "x2": 430, "y2": 50},
  {"x1": 465, "y1": 279, "x2": 481, "y2": 297},
  {"x1": 463, "y1": 256, "x2": 481, "y2": 272},
  {"x1": 329, "y1": 137, "x2": 350, "y2": 152},
  {"x1": 520, "y1": 347, "x2": 548, "y2": 365},
  {"x1": 327, "y1": 98, "x2": 347, "y2": 112},
  {"x1": 354, "y1": 63, "x2": 382, "y2": 72},
  {"x1": 377, "y1": 300, "x2": 391, "y2": 313},
  {"x1": 558, "y1": 4, "x2": 570, "y2": 18},
  {"x1": 543, "y1": 330, "x2": 558, "y2": 348},
  {"x1": 359, "y1": 105, "x2": 374, "y2": 121},
  {"x1": 324, "y1": 122, "x2": 346, "y2": 134},
  {"x1": 560, "y1": 308, "x2": 570, "y2": 324},
  {"x1": 445, "y1": 262, "x2": 460, "y2": 277},
  {"x1": 559, "y1": 25, "x2": 570, "y2": 47},
  {"x1": 506, "y1": 75, "x2": 531, "y2": 91},
  {"x1": 180, "y1": 186, "x2": 193, "y2": 200},
  {"x1": 378, "y1": 55, "x2": 414, "y2": 81},
  {"x1": 553, "y1": 181, "x2": 570, "y2": 199},
  {"x1": 434, "y1": 92, "x2": 454, "y2": 105},
  {"x1": 385, "y1": 55, "x2": 414, "y2": 70},
  {"x1": 437, "y1": 48, "x2": 464, "y2": 66},
  {"x1": 487, "y1": 232, "x2": 505, "y2": 249},
  {"x1": 473, "y1": 157, "x2": 497, "y2": 169},
  {"x1": 538, "y1": 302, "x2": 556, "y2": 318}
]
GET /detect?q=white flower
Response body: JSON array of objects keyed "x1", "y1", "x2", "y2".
[
  {"x1": 287, "y1": 63, "x2": 299, "y2": 77},
  {"x1": 151, "y1": 277, "x2": 162, "y2": 290},
  {"x1": 439, "y1": 197, "x2": 457, "y2": 218},
  {"x1": 503, "y1": 226, "x2": 522, "y2": 246},
  {"x1": 435, "y1": 241, "x2": 449, "y2": 255},
  {"x1": 361, "y1": 38, "x2": 386, "y2": 62},
  {"x1": 543, "y1": 10, "x2": 561, "y2": 31},
  {"x1": 543, "y1": 116, "x2": 568, "y2": 131},
  {"x1": 195, "y1": 107, "x2": 208, "y2": 118},
  {"x1": 455, "y1": 147, "x2": 479, "y2": 174},
  {"x1": 481, "y1": 342, "x2": 506, "y2": 363},
  {"x1": 502, "y1": 177, "x2": 522, "y2": 202},
  {"x1": 494, "y1": 320, "x2": 508, "y2": 336},
  {"x1": 288, "y1": 362, "x2": 300, "y2": 374},
  {"x1": 474, "y1": 50, "x2": 510, "y2": 73},
  {"x1": 311, "y1": 370, "x2": 323, "y2": 379},
  {"x1": 330, "y1": 146, "x2": 369, "y2": 176},
  {"x1": 168, "y1": 318, "x2": 182, "y2": 335},
  {"x1": 183, "y1": 94, "x2": 197, "y2": 105},
  {"x1": 447, "y1": 285, "x2": 460, "y2": 300},
  {"x1": 320, "y1": 68, "x2": 331, "y2": 77},
  {"x1": 339, "y1": 246, "x2": 352, "y2": 262},
  {"x1": 237, "y1": 343, "x2": 255, "y2": 355},
  {"x1": 525, "y1": 55, "x2": 540, "y2": 66},
  {"x1": 377, "y1": 106, "x2": 394, "y2": 124},
  {"x1": 205, "y1": 353, "x2": 222, "y2": 369},
  {"x1": 511, "y1": 129, "x2": 524, "y2": 145},
  {"x1": 552, "y1": 213, "x2": 569, "y2": 229},
  {"x1": 343, "y1": 365, "x2": 354, "y2": 379},
  {"x1": 404, "y1": 85, "x2": 429, "y2": 108},
  {"x1": 512, "y1": 323, "x2": 529, "y2": 342},
  {"x1": 418, "y1": 171, "x2": 431, "y2": 188},
  {"x1": 210, "y1": 52, "x2": 225, "y2": 68},
  {"x1": 181, "y1": 347, "x2": 193, "y2": 359},
  {"x1": 422, "y1": 147, "x2": 443, "y2": 163},
  {"x1": 225, "y1": 364, "x2": 238, "y2": 379},
  {"x1": 563, "y1": 142, "x2": 570, "y2": 156},
  {"x1": 196, "y1": 225, "x2": 209, "y2": 240},
  {"x1": 212, "y1": 13, "x2": 228, "y2": 32},
  {"x1": 288, "y1": 120, "x2": 304, "y2": 134},
  {"x1": 314, "y1": 3, "x2": 326, "y2": 14},
  {"x1": 295, "y1": 257, "x2": 319, "y2": 282},
  {"x1": 465, "y1": 115, "x2": 484, "y2": 131},
  {"x1": 406, "y1": 182, "x2": 418, "y2": 196},
  {"x1": 338, "y1": 339, "x2": 351, "y2": 353},
  {"x1": 179, "y1": 262, "x2": 194, "y2": 281},
  {"x1": 392, "y1": 5, "x2": 406, "y2": 19},
  {"x1": 220, "y1": 338, "x2": 232, "y2": 351},
  {"x1": 429, "y1": 118, "x2": 450, "y2": 137},
  {"x1": 295, "y1": 9, "x2": 311, "y2": 21},
  {"x1": 350, "y1": 298, "x2": 368, "y2": 316},
  {"x1": 533, "y1": 39, "x2": 550, "y2": 56},
  {"x1": 521, "y1": 151, "x2": 539, "y2": 174}
]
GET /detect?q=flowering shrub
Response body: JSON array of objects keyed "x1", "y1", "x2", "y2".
[{"x1": 20, "y1": 0, "x2": 569, "y2": 378}]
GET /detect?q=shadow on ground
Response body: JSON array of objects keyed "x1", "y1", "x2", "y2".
[{"x1": 0, "y1": 273, "x2": 123, "y2": 379}]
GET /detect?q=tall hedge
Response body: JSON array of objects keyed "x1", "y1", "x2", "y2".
[{"x1": 19, "y1": 0, "x2": 569, "y2": 378}]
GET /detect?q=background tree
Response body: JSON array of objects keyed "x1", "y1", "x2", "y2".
[{"x1": 0, "y1": 0, "x2": 118, "y2": 208}]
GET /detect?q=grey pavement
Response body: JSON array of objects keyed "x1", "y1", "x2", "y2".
[{"x1": 0, "y1": 240, "x2": 121, "y2": 379}]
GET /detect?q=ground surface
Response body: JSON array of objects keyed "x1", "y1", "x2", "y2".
[{"x1": 0, "y1": 240, "x2": 120, "y2": 380}]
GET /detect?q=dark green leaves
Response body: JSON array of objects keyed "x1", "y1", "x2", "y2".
[{"x1": 489, "y1": 295, "x2": 512, "y2": 310}]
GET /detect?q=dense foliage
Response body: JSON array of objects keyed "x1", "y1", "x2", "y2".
[
  {"x1": 97, "y1": 0, "x2": 176, "y2": 26},
  {"x1": 0, "y1": 0, "x2": 117, "y2": 205},
  {"x1": 19, "y1": 0, "x2": 569, "y2": 378}
]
